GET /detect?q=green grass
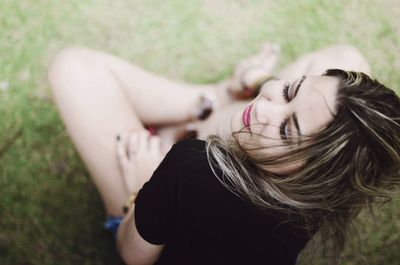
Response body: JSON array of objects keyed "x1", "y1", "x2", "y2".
[{"x1": 1, "y1": 0, "x2": 399, "y2": 264}]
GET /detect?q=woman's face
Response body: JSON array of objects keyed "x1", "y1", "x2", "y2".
[{"x1": 230, "y1": 75, "x2": 339, "y2": 174}]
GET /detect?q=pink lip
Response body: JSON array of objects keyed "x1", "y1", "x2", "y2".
[{"x1": 242, "y1": 104, "x2": 252, "y2": 129}]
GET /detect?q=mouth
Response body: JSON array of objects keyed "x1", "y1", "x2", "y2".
[{"x1": 242, "y1": 104, "x2": 253, "y2": 130}]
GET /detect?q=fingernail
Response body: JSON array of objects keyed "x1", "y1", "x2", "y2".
[
  {"x1": 116, "y1": 135, "x2": 120, "y2": 141},
  {"x1": 197, "y1": 96, "x2": 213, "y2": 120}
]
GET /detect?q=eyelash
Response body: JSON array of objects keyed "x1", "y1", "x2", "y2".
[
  {"x1": 282, "y1": 81, "x2": 291, "y2": 102},
  {"x1": 280, "y1": 118, "x2": 289, "y2": 141},
  {"x1": 280, "y1": 81, "x2": 292, "y2": 140}
]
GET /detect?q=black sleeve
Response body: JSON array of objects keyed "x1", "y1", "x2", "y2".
[{"x1": 134, "y1": 141, "x2": 187, "y2": 245}]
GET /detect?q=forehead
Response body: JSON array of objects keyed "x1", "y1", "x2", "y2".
[{"x1": 295, "y1": 75, "x2": 339, "y2": 136}]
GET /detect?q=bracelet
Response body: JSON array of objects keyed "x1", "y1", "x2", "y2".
[{"x1": 123, "y1": 192, "x2": 138, "y2": 214}]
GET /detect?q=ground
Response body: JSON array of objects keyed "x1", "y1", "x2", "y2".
[{"x1": 0, "y1": 0, "x2": 399, "y2": 264}]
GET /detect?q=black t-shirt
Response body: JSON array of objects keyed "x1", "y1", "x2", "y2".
[{"x1": 134, "y1": 139, "x2": 311, "y2": 265}]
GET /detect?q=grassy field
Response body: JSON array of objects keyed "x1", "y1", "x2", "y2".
[{"x1": 1, "y1": 0, "x2": 399, "y2": 264}]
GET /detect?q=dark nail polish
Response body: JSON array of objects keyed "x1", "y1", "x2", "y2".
[
  {"x1": 116, "y1": 135, "x2": 120, "y2": 141},
  {"x1": 198, "y1": 96, "x2": 213, "y2": 120}
]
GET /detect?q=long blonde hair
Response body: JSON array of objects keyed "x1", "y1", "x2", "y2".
[{"x1": 206, "y1": 69, "x2": 400, "y2": 262}]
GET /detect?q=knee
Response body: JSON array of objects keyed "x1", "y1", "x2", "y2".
[
  {"x1": 48, "y1": 46, "x2": 101, "y2": 75},
  {"x1": 48, "y1": 47, "x2": 101, "y2": 94},
  {"x1": 49, "y1": 46, "x2": 87, "y2": 68},
  {"x1": 48, "y1": 47, "x2": 85, "y2": 84}
]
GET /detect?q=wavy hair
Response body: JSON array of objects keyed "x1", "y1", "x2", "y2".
[{"x1": 205, "y1": 69, "x2": 400, "y2": 262}]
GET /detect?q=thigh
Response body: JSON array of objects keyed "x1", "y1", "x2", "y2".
[
  {"x1": 48, "y1": 47, "x2": 217, "y2": 215},
  {"x1": 74, "y1": 47, "x2": 217, "y2": 125},
  {"x1": 49, "y1": 49, "x2": 145, "y2": 215}
]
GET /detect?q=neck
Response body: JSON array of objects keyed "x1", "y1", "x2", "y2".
[{"x1": 216, "y1": 102, "x2": 247, "y2": 142}]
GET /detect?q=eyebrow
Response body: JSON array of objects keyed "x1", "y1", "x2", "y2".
[
  {"x1": 294, "y1": 75, "x2": 306, "y2": 98},
  {"x1": 292, "y1": 113, "x2": 301, "y2": 143},
  {"x1": 291, "y1": 76, "x2": 306, "y2": 141}
]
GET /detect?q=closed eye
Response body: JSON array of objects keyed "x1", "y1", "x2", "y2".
[
  {"x1": 282, "y1": 81, "x2": 292, "y2": 102},
  {"x1": 280, "y1": 118, "x2": 289, "y2": 141},
  {"x1": 280, "y1": 76, "x2": 306, "y2": 143}
]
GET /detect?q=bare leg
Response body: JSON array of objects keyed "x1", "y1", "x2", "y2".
[
  {"x1": 64, "y1": 48, "x2": 217, "y2": 125},
  {"x1": 48, "y1": 47, "x2": 216, "y2": 215}
]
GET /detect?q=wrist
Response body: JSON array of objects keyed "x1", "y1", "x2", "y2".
[
  {"x1": 123, "y1": 191, "x2": 138, "y2": 214},
  {"x1": 242, "y1": 67, "x2": 273, "y2": 89}
]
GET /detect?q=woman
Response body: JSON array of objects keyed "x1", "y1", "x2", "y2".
[{"x1": 48, "y1": 44, "x2": 400, "y2": 264}]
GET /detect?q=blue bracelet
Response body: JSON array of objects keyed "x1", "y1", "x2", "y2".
[{"x1": 104, "y1": 216, "x2": 124, "y2": 238}]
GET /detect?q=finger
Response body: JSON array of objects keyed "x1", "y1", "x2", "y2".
[
  {"x1": 138, "y1": 130, "x2": 150, "y2": 152},
  {"x1": 149, "y1": 135, "x2": 161, "y2": 154},
  {"x1": 129, "y1": 132, "x2": 139, "y2": 156},
  {"x1": 116, "y1": 135, "x2": 129, "y2": 166}
]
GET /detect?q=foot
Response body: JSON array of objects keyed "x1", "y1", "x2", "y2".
[
  {"x1": 228, "y1": 42, "x2": 280, "y2": 99},
  {"x1": 116, "y1": 130, "x2": 165, "y2": 194}
]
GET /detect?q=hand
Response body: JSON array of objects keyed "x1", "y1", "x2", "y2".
[
  {"x1": 227, "y1": 43, "x2": 280, "y2": 99},
  {"x1": 116, "y1": 130, "x2": 165, "y2": 194}
]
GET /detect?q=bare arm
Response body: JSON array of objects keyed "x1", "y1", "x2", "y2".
[
  {"x1": 115, "y1": 131, "x2": 165, "y2": 264},
  {"x1": 117, "y1": 205, "x2": 164, "y2": 265},
  {"x1": 222, "y1": 43, "x2": 280, "y2": 100}
]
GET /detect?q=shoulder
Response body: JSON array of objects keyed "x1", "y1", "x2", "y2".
[
  {"x1": 148, "y1": 139, "x2": 210, "y2": 183},
  {"x1": 167, "y1": 139, "x2": 208, "y2": 167},
  {"x1": 171, "y1": 138, "x2": 206, "y2": 154}
]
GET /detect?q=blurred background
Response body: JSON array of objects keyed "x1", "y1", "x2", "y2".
[{"x1": 0, "y1": 0, "x2": 399, "y2": 264}]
